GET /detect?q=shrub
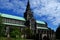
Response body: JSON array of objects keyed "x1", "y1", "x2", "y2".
[{"x1": 10, "y1": 27, "x2": 21, "y2": 38}]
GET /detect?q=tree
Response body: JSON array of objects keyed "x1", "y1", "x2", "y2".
[
  {"x1": 10, "y1": 27, "x2": 21, "y2": 38},
  {"x1": 56, "y1": 25, "x2": 60, "y2": 39},
  {"x1": 24, "y1": 27, "x2": 33, "y2": 39},
  {"x1": 0, "y1": 14, "x2": 5, "y2": 36}
]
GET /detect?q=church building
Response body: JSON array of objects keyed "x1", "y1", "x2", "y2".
[
  {"x1": 24, "y1": 0, "x2": 55, "y2": 40},
  {"x1": 0, "y1": 0, "x2": 55, "y2": 40}
]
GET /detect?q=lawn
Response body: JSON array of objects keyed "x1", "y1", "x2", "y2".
[{"x1": 0, "y1": 37, "x2": 26, "y2": 40}]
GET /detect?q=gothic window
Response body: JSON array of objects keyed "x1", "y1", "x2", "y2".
[
  {"x1": 30, "y1": 19, "x2": 36, "y2": 30},
  {"x1": 4, "y1": 18, "x2": 24, "y2": 25},
  {"x1": 19, "y1": 21, "x2": 24, "y2": 25},
  {"x1": 6, "y1": 18, "x2": 9, "y2": 23},
  {"x1": 4, "y1": 18, "x2": 6, "y2": 23}
]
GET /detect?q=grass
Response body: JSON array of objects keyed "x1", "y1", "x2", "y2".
[{"x1": 0, "y1": 37, "x2": 26, "y2": 40}]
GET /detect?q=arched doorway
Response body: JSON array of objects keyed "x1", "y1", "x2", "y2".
[{"x1": 43, "y1": 36, "x2": 50, "y2": 40}]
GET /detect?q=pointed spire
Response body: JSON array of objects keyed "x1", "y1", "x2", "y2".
[{"x1": 26, "y1": 0, "x2": 30, "y2": 11}]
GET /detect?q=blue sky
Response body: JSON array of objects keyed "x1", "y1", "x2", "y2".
[{"x1": 0, "y1": 0, "x2": 60, "y2": 31}]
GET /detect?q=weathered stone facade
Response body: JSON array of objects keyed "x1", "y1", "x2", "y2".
[
  {"x1": 24, "y1": 0, "x2": 55, "y2": 40},
  {"x1": 0, "y1": 0, "x2": 55, "y2": 40}
]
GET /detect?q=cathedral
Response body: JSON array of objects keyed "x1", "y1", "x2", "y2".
[
  {"x1": 24, "y1": 0, "x2": 55, "y2": 40},
  {"x1": 0, "y1": 0, "x2": 55, "y2": 40}
]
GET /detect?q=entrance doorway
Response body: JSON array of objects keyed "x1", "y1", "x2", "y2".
[{"x1": 43, "y1": 36, "x2": 50, "y2": 40}]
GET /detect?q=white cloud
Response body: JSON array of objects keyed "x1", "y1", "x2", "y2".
[
  {"x1": 30, "y1": 0, "x2": 41, "y2": 8},
  {"x1": 31, "y1": 0, "x2": 60, "y2": 30}
]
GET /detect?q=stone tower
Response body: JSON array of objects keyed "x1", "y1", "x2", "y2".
[
  {"x1": 24, "y1": 0, "x2": 36, "y2": 38},
  {"x1": 24, "y1": 0, "x2": 33, "y2": 21}
]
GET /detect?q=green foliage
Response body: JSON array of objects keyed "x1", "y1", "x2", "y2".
[
  {"x1": 25, "y1": 28, "x2": 32, "y2": 35},
  {"x1": 24, "y1": 27, "x2": 33, "y2": 38},
  {"x1": 10, "y1": 27, "x2": 21, "y2": 38},
  {"x1": 0, "y1": 14, "x2": 3, "y2": 30},
  {"x1": 0, "y1": 14, "x2": 5, "y2": 37},
  {"x1": 0, "y1": 37, "x2": 26, "y2": 40}
]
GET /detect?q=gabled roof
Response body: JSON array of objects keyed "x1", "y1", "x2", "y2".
[
  {"x1": 1, "y1": 13, "x2": 25, "y2": 21},
  {"x1": 36, "y1": 20, "x2": 45, "y2": 24},
  {"x1": 0, "y1": 13, "x2": 45, "y2": 24}
]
